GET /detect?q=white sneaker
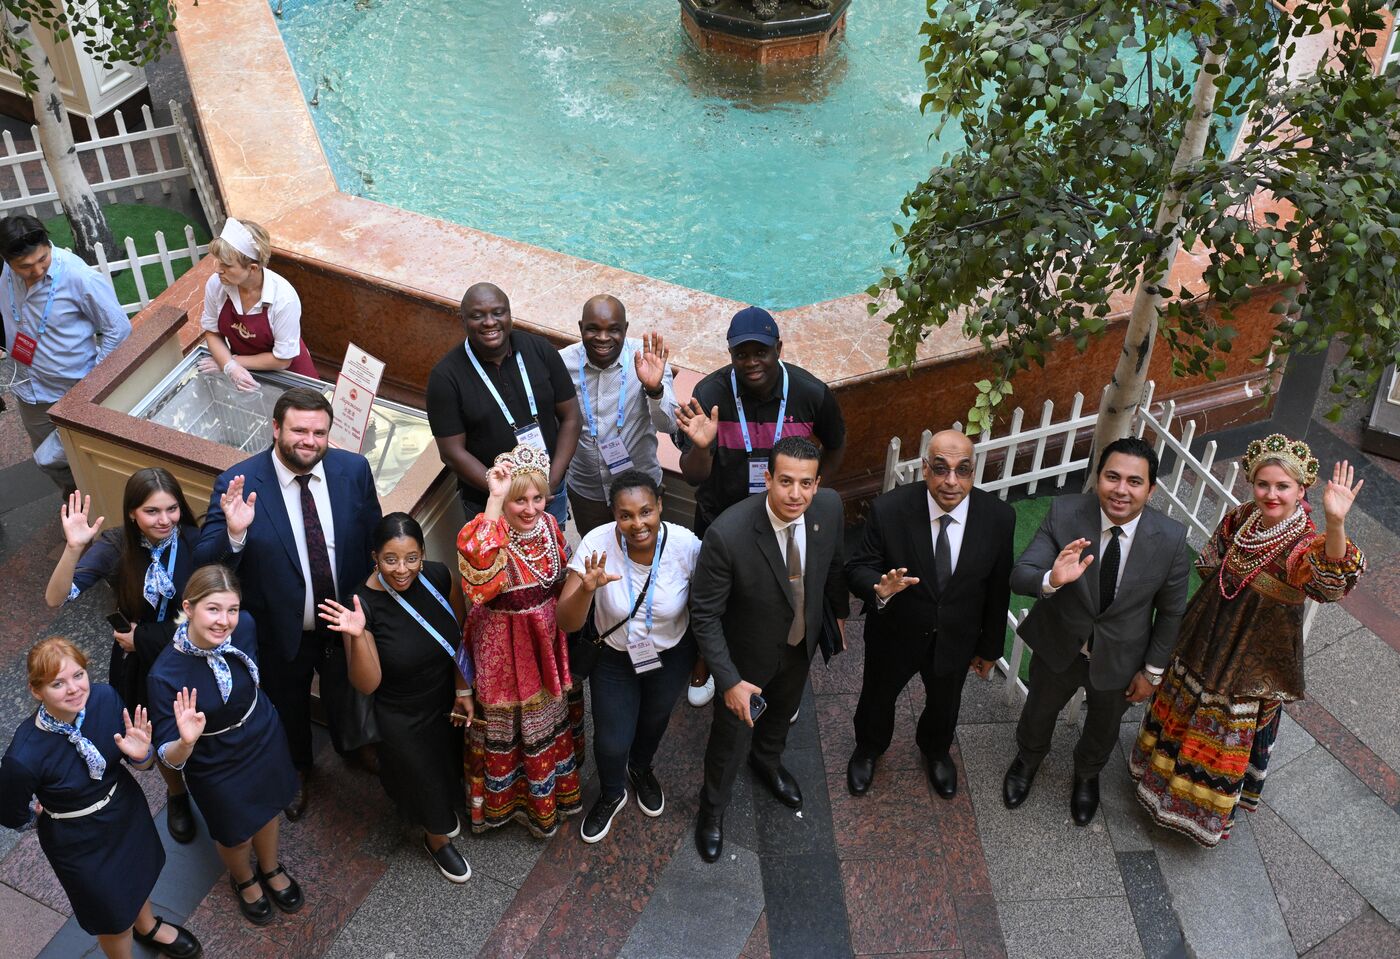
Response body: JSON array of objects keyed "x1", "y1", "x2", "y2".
[
  {"x1": 687, "y1": 675, "x2": 715, "y2": 707},
  {"x1": 789, "y1": 708, "x2": 800, "y2": 724}
]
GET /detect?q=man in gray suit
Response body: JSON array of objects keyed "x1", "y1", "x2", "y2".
[
  {"x1": 1003, "y1": 436, "x2": 1191, "y2": 825},
  {"x1": 689, "y1": 436, "x2": 850, "y2": 862}
]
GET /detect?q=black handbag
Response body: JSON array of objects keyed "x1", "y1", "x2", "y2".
[{"x1": 566, "y1": 528, "x2": 666, "y2": 681}]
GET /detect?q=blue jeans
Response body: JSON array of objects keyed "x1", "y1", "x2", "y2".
[{"x1": 589, "y1": 633, "x2": 698, "y2": 802}]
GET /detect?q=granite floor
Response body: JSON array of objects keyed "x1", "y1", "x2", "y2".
[{"x1": 3, "y1": 349, "x2": 1399, "y2": 959}]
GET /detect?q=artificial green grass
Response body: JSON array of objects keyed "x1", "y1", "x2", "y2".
[
  {"x1": 44, "y1": 203, "x2": 209, "y2": 309},
  {"x1": 1003, "y1": 496, "x2": 1203, "y2": 681}
]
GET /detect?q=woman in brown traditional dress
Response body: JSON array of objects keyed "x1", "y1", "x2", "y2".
[
  {"x1": 455, "y1": 445, "x2": 583, "y2": 836},
  {"x1": 1130, "y1": 434, "x2": 1365, "y2": 847}
]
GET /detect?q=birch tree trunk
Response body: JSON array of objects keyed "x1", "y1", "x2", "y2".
[
  {"x1": 1086, "y1": 43, "x2": 1224, "y2": 483},
  {"x1": 2, "y1": 12, "x2": 113, "y2": 261}
]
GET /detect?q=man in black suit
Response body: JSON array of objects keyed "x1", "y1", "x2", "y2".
[
  {"x1": 846, "y1": 430, "x2": 1015, "y2": 798},
  {"x1": 1003, "y1": 436, "x2": 1191, "y2": 826},
  {"x1": 689, "y1": 436, "x2": 850, "y2": 862}
]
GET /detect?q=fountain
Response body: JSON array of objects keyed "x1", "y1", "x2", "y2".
[{"x1": 680, "y1": 0, "x2": 852, "y2": 63}]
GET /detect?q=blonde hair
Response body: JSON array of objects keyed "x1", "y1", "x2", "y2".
[
  {"x1": 27, "y1": 637, "x2": 87, "y2": 688},
  {"x1": 209, "y1": 219, "x2": 272, "y2": 268},
  {"x1": 1248, "y1": 455, "x2": 1308, "y2": 487},
  {"x1": 177, "y1": 565, "x2": 242, "y2": 624},
  {"x1": 507, "y1": 469, "x2": 548, "y2": 502}
]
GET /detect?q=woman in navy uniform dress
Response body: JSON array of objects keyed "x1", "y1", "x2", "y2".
[
  {"x1": 0, "y1": 638, "x2": 201, "y2": 958},
  {"x1": 44, "y1": 469, "x2": 201, "y2": 842},
  {"x1": 147, "y1": 565, "x2": 301, "y2": 927}
]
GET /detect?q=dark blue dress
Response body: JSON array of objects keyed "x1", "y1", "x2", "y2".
[
  {"x1": 146, "y1": 614, "x2": 297, "y2": 846},
  {"x1": 0, "y1": 684, "x2": 165, "y2": 934}
]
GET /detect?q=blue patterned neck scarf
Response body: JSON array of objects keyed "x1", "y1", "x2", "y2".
[
  {"x1": 141, "y1": 533, "x2": 179, "y2": 621},
  {"x1": 36, "y1": 705, "x2": 106, "y2": 780},
  {"x1": 173, "y1": 621, "x2": 259, "y2": 703}
]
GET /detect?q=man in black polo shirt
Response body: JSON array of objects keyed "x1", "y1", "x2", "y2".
[
  {"x1": 427, "y1": 282, "x2": 582, "y2": 525},
  {"x1": 675, "y1": 306, "x2": 846, "y2": 537}
]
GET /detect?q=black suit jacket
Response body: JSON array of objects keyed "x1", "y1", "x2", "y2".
[
  {"x1": 688, "y1": 489, "x2": 850, "y2": 693},
  {"x1": 848, "y1": 484, "x2": 1015, "y2": 675}
]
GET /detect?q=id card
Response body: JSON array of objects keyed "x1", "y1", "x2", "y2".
[
  {"x1": 748, "y1": 457, "x2": 767, "y2": 494},
  {"x1": 9, "y1": 331, "x2": 36, "y2": 366},
  {"x1": 626, "y1": 635, "x2": 662, "y2": 674},
  {"x1": 599, "y1": 436, "x2": 635, "y2": 474},
  {"x1": 514, "y1": 421, "x2": 547, "y2": 453}
]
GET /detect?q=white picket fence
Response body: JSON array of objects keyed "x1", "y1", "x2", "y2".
[
  {"x1": 881, "y1": 381, "x2": 1313, "y2": 716},
  {"x1": 92, "y1": 226, "x2": 210, "y2": 317}
]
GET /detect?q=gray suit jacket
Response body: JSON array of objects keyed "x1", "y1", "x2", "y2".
[
  {"x1": 1010, "y1": 494, "x2": 1191, "y2": 690},
  {"x1": 688, "y1": 489, "x2": 850, "y2": 693}
]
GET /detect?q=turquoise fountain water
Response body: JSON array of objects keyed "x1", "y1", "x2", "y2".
[{"x1": 274, "y1": 0, "x2": 944, "y2": 309}]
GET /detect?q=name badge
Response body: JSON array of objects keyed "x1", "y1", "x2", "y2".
[
  {"x1": 748, "y1": 457, "x2": 767, "y2": 494},
  {"x1": 626, "y1": 635, "x2": 662, "y2": 674},
  {"x1": 10, "y1": 331, "x2": 37, "y2": 366},
  {"x1": 599, "y1": 436, "x2": 634, "y2": 474},
  {"x1": 514, "y1": 421, "x2": 547, "y2": 453}
]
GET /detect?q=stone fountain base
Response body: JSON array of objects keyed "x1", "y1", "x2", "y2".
[{"x1": 679, "y1": 0, "x2": 851, "y2": 64}]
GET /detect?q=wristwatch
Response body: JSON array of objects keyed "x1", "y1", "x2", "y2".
[{"x1": 1143, "y1": 670, "x2": 1163, "y2": 687}]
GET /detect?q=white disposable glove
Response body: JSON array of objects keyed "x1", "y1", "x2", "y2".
[{"x1": 223, "y1": 358, "x2": 259, "y2": 392}]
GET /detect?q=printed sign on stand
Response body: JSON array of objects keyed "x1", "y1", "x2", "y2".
[{"x1": 328, "y1": 343, "x2": 386, "y2": 452}]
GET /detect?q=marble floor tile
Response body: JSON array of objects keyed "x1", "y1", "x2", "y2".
[
  {"x1": 1250, "y1": 803, "x2": 1366, "y2": 954},
  {"x1": 840, "y1": 856, "x2": 957, "y2": 955},
  {"x1": 1301, "y1": 628, "x2": 1400, "y2": 774},
  {"x1": 0, "y1": 883, "x2": 67, "y2": 959},
  {"x1": 998, "y1": 897, "x2": 1145, "y2": 959}
]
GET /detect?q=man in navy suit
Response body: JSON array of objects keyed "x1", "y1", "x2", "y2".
[{"x1": 195, "y1": 386, "x2": 382, "y2": 820}]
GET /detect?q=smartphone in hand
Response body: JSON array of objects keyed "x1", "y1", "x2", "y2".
[
  {"x1": 106, "y1": 611, "x2": 132, "y2": 632},
  {"x1": 749, "y1": 693, "x2": 767, "y2": 722}
]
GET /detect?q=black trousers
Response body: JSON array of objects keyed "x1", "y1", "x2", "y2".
[
  {"x1": 1015, "y1": 651, "x2": 1131, "y2": 778},
  {"x1": 259, "y1": 630, "x2": 352, "y2": 770},
  {"x1": 701, "y1": 641, "x2": 811, "y2": 813},
  {"x1": 853, "y1": 631, "x2": 966, "y2": 761}
]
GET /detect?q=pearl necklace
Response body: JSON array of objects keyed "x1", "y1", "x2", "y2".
[
  {"x1": 1218, "y1": 505, "x2": 1308, "y2": 600},
  {"x1": 508, "y1": 522, "x2": 562, "y2": 585}
]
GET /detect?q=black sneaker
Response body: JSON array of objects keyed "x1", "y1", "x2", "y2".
[
  {"x1": 424, "y1": 836, "x2": 471, "y2": 883},
  {"x1": 628, "y1": 766, "x2": 664, "y2": 817},
  {"x1": 580, "y1": 788, "x2": 628, "y2": 844}
]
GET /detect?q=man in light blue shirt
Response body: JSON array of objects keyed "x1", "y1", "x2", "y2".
[{"x1": 0, "y1": 215, "x2": 129, "y2": 492}]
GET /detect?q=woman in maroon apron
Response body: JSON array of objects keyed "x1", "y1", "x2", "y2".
[{"x1": 199, "y1": 218, "x2": 316, "y2": 390}]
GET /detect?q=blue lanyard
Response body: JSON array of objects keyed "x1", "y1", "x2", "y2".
[
  {"x1": 578, "y1": 346, "x2": 629, "y2": 439},
  {"x1": 7, "y1": 258, "x2": 62, "y2": 340},
  {"x1": 619, "y1": 524, "x2": 667, "y2": 636},
  {"x1": 377, "y1": 572, "x2": 458, "y2": 659},
  {"x1": 464, "y1": 341, "x2": 537, "y2": 429},
  {"x1": 731, "y1": 362, "x2": 788, "y2": 455},
  {"x1": 154, "y1": 534, "x2": 179, "y2": 623}
]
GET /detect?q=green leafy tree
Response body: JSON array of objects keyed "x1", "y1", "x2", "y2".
[
  {"x1": 0, "y1": 2, "x2": 178, "y2": 259},
  {"x1": 874, "y1": 0, "x2": 1400, "y2": 461}
]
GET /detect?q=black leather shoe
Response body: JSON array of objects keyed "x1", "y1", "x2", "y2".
[
  {"x1": 846, "y1": 749, "x2": 876, "y2": 796},
  {"x1": 166, "y1": 792, "x2": 196, "y2": 844},
  {"x1": 256, "y1": 862, "x2": 304, "y2": 913},
  {"x1": 695, "y1": 806, "x2": 723, "y2": 863},
  {"x1": 133, "y1": 915, "x2": 203, "y2": 958},
  {"x1": 1002, "y1": 755, "x2": 1037, "y2": 809},
  {"x1": 748, "y1": 758, "x2": 802, "y2": 809},
  {"x1": 230, "y1": 873, "x2": 274, "y2": 926},
  {"x1": 1071, "y1": 776, "x2": 1100, "y2": 826},
  {"x1": 284, "y1": 772, "x2": 309, "y2": 822},
  {"x1": 928, "y1": 754, "x2": 958, "y2": 799}
]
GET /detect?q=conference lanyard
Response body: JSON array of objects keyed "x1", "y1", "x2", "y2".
[
  {"x1": 465, "y1": 341, "x2": 538, "y2": 430},
  {"x1": 377, "y1": 572, "x2": 458, "y2": 660},
  {"x1": 731, "y1": 361, "x2": 788, "y2": 455},
  {"x1": 620, "y1": 523, "x2": 668, "y2": 637},
  {"x1": 7, "y1": 258, "x2": 62, "y2": 345},
  {"x1": 153, "y1": 534, "x2": 179, "y2": 623},
  {"x1": 578, "y1": 346, "x2": 630, "y2": 438}
]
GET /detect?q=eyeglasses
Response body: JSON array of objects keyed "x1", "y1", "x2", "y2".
[{"x1": 924, "y1": 460, "x2": 974, "y2": 479}]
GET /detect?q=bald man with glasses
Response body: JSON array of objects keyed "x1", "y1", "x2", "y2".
[{"x1": 845, "y1": 430, "x2": 1016, "y2": 798}]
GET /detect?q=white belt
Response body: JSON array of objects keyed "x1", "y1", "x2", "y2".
[
  {"x1": 203, "y1": 688, "x2": 259, "y2": 737},
  {"x1": 45, "y1": 781, "x2": 119, "y2": 820}
]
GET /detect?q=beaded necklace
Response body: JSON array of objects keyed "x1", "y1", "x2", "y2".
[
  {"x1": 1218, "y1": 504, "x2": 1309, "y2": 600},
  {"x1": 508, "y1": 520, "x2": 563, "y2": 586}
]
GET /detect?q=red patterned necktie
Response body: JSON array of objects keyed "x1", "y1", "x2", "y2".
[{"x1": 295, "y1": 474, "x2": 336, "y2": 629}]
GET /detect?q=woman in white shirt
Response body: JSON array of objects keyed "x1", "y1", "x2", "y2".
[
  {"x1": 557, "y1": 470, "x2": 701, "y2": 844},
  {"x1": 198, "y1": 218, "x2": 316, "y2": 390}
]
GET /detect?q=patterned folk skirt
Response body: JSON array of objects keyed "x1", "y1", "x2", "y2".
[{"x1": 1129, "y1": 659, "x2": 1282, "y2": 848}]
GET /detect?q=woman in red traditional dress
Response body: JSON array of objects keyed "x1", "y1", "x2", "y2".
[
  {"x1": 1130, "y1": 434, "x2": 1365, "y2": 847},
  {"x1": 197, "y1": 217, "x2": 316, "y2": 391},
  {"x1": 456, "y1": 444, "x2": 583, "y2": 836}
]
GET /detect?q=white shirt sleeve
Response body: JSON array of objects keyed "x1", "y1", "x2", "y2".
[
  {"x1": 264, "y1": 273, "x2": 304, "y2": 361},
  {"x1": 200, "y1": 274, "x2": 225, "y2": 333}
]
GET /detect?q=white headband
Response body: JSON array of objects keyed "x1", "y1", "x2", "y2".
[{"x1": 218, "y1": 218, "x2": 260, "y2": 262}]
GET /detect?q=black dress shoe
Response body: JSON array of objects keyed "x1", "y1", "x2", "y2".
[
  {"x1": 1071, "y1": 775, "x2": 1100, "y2": 826},
  {"x1": 695, "y1": 806, "x2": 724, "y2": 863},
  {"x1": 133, "y1": 915, "x2": 203, "y2": 958},
  {"x1": 748, "y1": 758, "x2": 802, "y2": 809},
  {"x1": 256, "y1": 862, "x2": 304, "y2": 913},
  {"x1": 928, "y1": 754, "x2": 958, "y2": 799},
  {"x1": 348, "y1": 745, "x2": 380, "y2": 776},
  {"x1": 1002, "y1": 755, "x2": 1037, "y2": 809},
  {"x1": 166, "y1": 792, "x2": 196, "y2": 844},
  {"x1": 284, "y1": 773, "x2": 309, "y2": 822},
  {"x1": 846, "y1": 749, "x2": 876, "y2": 796},
  {"x1": 230, "y1": 873, "x2": 274, "y2": 926}
]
